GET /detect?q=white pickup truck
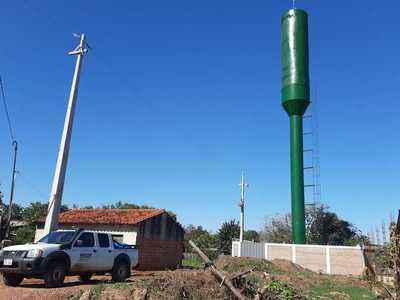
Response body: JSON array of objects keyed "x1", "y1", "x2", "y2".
[{"x1": 0, "y1": 229, "x2": 138, "y2": 287}]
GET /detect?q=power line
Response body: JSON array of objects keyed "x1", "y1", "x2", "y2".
[{"x1": 0, "y1": 76, "x2": 15, "y2": 143}]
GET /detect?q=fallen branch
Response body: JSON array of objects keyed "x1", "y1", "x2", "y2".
[
  {"x1": 230, "y1": 268, "x2": 254, "y2": 281},
  {"x1": 382, "y1": 284, "x2": 395, "y2": 300},
  {"x1": 189, "y1": 240, "x2": 245, "y2": 300}
]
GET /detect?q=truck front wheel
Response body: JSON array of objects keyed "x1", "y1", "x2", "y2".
[
  {"x1": 3, "y1": 273, "x2": 24, "y2": 286},
  {"x1": 111, "y1": 261, "x2": 130, "y2": 282},
  {"x1": 44, "y1": 262, "x2": 66, "y2": 288}
]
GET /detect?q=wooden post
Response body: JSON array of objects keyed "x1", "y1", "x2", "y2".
[{"x1": 189, "y1": 240, "x2": 245, "y2": 300}]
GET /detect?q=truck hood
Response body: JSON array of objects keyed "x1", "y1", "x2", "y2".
[{"x1": 3, "y1": 243, "x2": 60, "y2": 252}]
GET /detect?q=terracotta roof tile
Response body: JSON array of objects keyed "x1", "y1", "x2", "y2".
[{"x1": 51, "y1": 208, "x2": 165, "y2": 225}]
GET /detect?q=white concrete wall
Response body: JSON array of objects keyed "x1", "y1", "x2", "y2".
[
  {"x1": 35, "y1": 225, "x2": 138, "y2": 245},
  {"x1": 232, "y1": 240, "x2": 365, "y2": 276}
]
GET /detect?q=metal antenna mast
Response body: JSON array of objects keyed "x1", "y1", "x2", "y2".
[
  {"x1": 44, "y1": 33, "x2": 89, "y2": 235},
  {"x1": 238, "y1": 172, "x2": 249, "y2": 242}
]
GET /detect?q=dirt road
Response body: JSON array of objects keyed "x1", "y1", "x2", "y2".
[
  {"x1": 0, "y1": 275, "x2": 101, "y2": 300},
  {"x1": 0, "y1": 270, "x2": 223, "y2": 300},
  {"x1": 0, "y1": 272, "x2": 159, "y2": 300}
]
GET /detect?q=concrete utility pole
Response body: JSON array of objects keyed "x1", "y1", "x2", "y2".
[
  {"x1": 44, "y1": 34, "x2": 88, "y2": 235},
  {"x1": 238, "y1": 172, "x2": 248, "y2": 242},
  {"x1": 5, "y1": 141, "x2": 18, "y2": 239}
]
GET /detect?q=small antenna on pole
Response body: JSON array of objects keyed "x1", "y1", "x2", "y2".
[
  {"x1": 292, "y1": 0, "x2": 296, "y2": 9},
  {"x1": 238, "y1": 172, "x2": 249, "y2": 242}
]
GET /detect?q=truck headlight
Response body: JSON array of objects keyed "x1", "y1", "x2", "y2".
[{"x1": 26, "y1": 249, "x2": 43, "y2": 258}]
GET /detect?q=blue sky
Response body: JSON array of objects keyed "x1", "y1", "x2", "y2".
[{"x1": 0, "y1": 1, "x2": 398, "y2": 234}]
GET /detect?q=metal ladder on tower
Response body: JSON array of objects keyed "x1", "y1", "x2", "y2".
[{"x1": 302, "y1": 98, "x2": 321, "y2": 211}]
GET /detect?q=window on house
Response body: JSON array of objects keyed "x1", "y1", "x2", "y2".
[{"x1": 98, "y1": 233, "x2": 110, "y2": 248}]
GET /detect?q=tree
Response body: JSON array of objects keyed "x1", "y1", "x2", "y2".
[
  {"x1": 184, "y1": 225, "x2": 218, "y2": 258},
  {"x1": 22, "y1": 202, "x2": 68, "y2": 223},
  {"x1": 101, "y1": 201, "x2": 177, "y2": 220},
  {"x1": 0, "y1": 201, "x2": 24, "y2": 221},
  {"x1": 260, "y1": 214, "x2": 292, "y2": 243},
  {"x1": 102, "y1": 201, "x2": 141, "y2": 209},
  {"x1": 306, "y1": 204, "x2": 363, "y2": 245},
  {"x1": 22, "y1": 202, "x2": 48, "y2": 223},
  {"x1": 261, "y1": 205, "x2": 365, "y2": 246},
  {"x1": 217, "y1": 220, "x2": 240, "y2": 255},
  {"x1": 14, "y1": 226, "x2": 36, "y2": 244},
  {"x1": 244, "y1": 230, "x2": 260, "y2": 242}
]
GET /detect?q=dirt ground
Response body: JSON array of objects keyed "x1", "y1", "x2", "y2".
[
  {"x1": 0, "y1": 274, "x2": 106, "y2": 300},
  {"x1": 0, "y1": 270, "x2": 225, "y2": 300},
  {"x1": 0, "y1": 257, "x2": 384, "y2": 300}
]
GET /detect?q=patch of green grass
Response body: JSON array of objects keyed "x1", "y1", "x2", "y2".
[
  {"x1": 91, "y1": 284, "x2": 106, "y2": 299},
  {"x1": 293, "y1": 271, "x2": 317, "y2": 279},
  {"x1": 309, "y1": 279, "x2": 376, "y2": 299},
  {"x1": 67, "y1": 289, "x2": 84, "y2": 300},
  {"x1": 90, "y1": 282, "x2": 134, "y2": 299},
  {"x1": 107, "y1": 282, "x2": 133, "y2": 289},
  {"x1": 182, "y1": 258, "x2": 204, "y2": 269},
  {"x1": 135, "y1": 278, "x2": 153, "y2": 289},
  {"x1": 340, "y1": 286, "x2": 376, "y2": 299}
]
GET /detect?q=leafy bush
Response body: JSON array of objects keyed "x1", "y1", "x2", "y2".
[{"x1": 265, "y1": 279, "x2": 300, "y2": 300}]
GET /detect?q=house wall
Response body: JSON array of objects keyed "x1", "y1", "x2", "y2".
[
  {"x1": 35, "y1": 224, "x2": 138, "y2": 245},
  {"x1": 136, "y1": 213, "x2": 184, "y2": 270},
  {"x1": 136, "y1": 238, "x2": 184, "y2": 270}
]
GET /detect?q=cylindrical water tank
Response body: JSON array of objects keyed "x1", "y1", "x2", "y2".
[{"x1": 281, "y1": 9, "x2": 310, "y2": 116}]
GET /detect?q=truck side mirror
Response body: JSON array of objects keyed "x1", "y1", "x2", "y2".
[{"x1": 74, "y1": 240, "x2": 83, "y2": 247}]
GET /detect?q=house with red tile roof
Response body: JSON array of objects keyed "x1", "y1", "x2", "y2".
[{"x1": 34, "y1": 208, "x2": 184, "y2": 270}]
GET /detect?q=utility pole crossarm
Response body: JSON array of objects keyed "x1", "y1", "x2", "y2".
[{"x1": 43, "y1": 34, "x2": 89, "y2": 235}]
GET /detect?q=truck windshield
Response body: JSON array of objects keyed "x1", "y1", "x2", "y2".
[{"x1": 38, "y1": 230, "x2": 76, "y2": 244}]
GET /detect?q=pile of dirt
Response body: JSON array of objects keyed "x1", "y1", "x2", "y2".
[
  {"x1": 133, "y1": 270, "x2": 226, "y2": 299},
  {"x1": 213, "y1": 256, "x2": 380, "y2": 299},
  {"x1": 82, "y1": 270, "x2": 227, "y2": 300},
  {"x1": 215, "y1": 255, "x2": 279, "y2": 274},
  {"x1": 270, "y1": 259, "x2": 308, "y2": 273},
  {"x1": 215, "y1": 256, "x2": 309, "y2": 274}
]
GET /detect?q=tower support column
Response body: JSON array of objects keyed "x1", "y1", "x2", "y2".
[{"x1": 290, "y1": 115, "x2": 306, "y2": 244}]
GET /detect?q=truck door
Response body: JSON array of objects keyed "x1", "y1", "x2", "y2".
[
  {"x1": 70, "y1": 232, "x2": 97, "y2": 272},
  {"x1": 93, "y1": 233, "x2": 114, "y2": 271}
]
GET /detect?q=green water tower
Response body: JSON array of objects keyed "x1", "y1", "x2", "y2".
[{"x1": 281, "y1": 9, "x2": 310, "y2": 244}]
